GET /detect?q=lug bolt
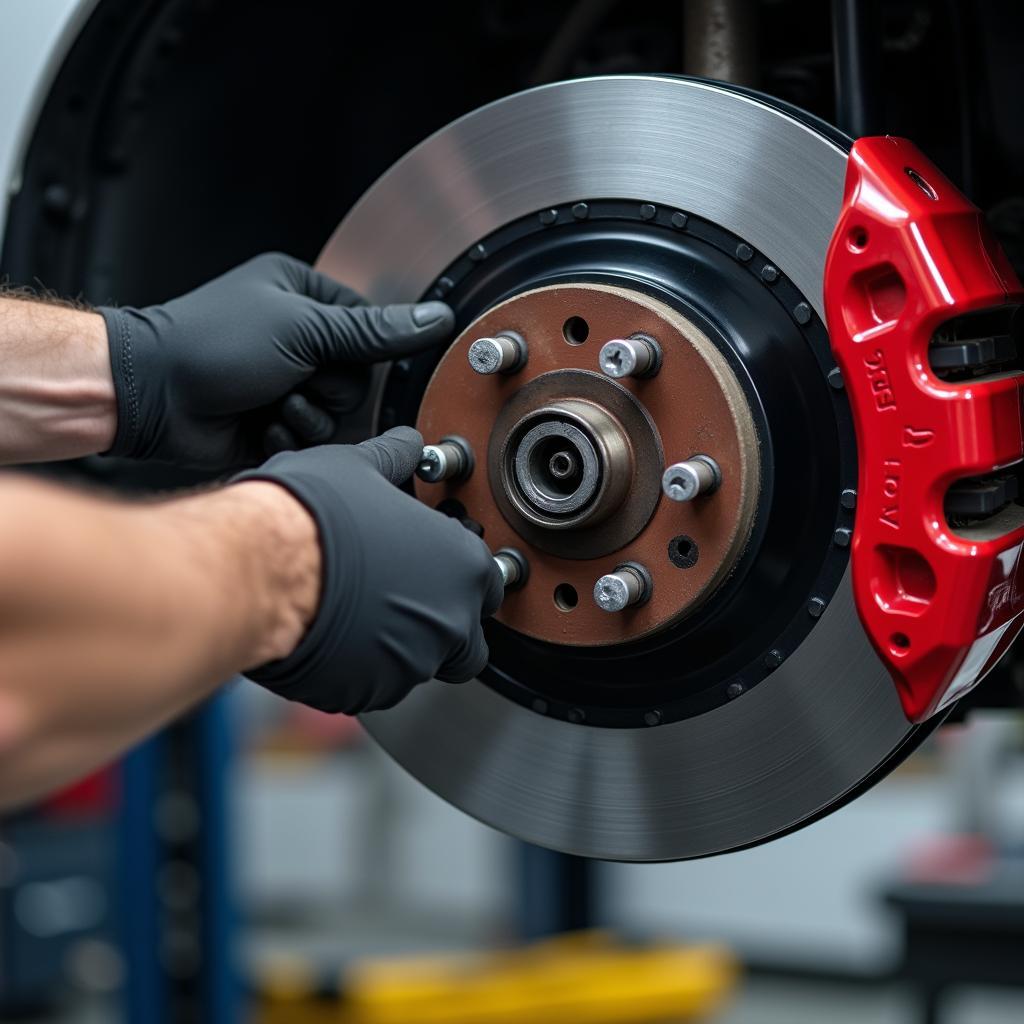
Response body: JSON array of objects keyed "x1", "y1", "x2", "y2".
[
  {"x1": 493, "y1": 548, "x2": 528, "y2": 590},
  {"x1": 467, "y1": 333, "x2": 526, "y2": 375},
  {"x1": 417, "y1": 437, "x2": 472, "y2": 483},
  {"x1": 593, "y1": 564, "x2": 650, "y2": 612},
  {"x1": 661, "y1": 456, "x2": 721, "y2": 502},
  {"x1": 598, "y1": 336, "x2": 660, "y2": 379}
]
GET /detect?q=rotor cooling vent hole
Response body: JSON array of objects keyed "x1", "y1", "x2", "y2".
[
  {"x1": 890, "y1": 632, "x2": 911, "y2": 654},
  {"x1": 668, "y1": 534, "x2": 699, "y2": 569},
  {"x1": 554, "y1": 583, "x2": 579, "y2": 611},
  {"x1": 562, "y1": 316, "x2": 590, "y2": 345},
  {"x1": 848, "y1": 226, "x2": 869, "y2": 252}
]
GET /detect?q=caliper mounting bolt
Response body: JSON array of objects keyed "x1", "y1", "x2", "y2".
[
  {"x1": 416, "y1": 436, "x2": 473, "y2": 483},
  {"x1": 467, "y1": 331, "x2": 527, "y2": 375},
  {"x1": 493, "y1": 548, "x2": 529, "y2": 590},
  {"x1": 598, "y1": 335, "x2": 661, "y2": 379},
  {"x1": 661, "y1": 455, "x2": 721, "y2": 502},
  {"x1": 593, "y1": 563, "x2": 652, "y2": 612}
]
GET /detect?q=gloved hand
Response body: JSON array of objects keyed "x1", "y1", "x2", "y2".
[
  {"x1": 236, "y1": 426, "x2": 505, "y2": 714},
  {"x1": 98, "y1": 252, "x2": 454, "y2": 470}
]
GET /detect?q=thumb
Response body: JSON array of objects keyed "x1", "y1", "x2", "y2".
[
  {"x1": 316, "y1": 301, "x2": 455, "y2": 363},
  {"x1": 354, "y1": 426, "x2": 424, "y2": 484}
]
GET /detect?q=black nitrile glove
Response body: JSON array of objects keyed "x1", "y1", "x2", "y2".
[
  {"x1": 237, "y1": 426, "x2": 505, "y2": 714},
  {"x1": 97, "y1": 252, "x2": 454, "y2": 470}
]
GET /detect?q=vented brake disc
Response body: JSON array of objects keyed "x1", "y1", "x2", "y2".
[{"x1": 316, "y1": 76, "x2": 933, "y2": 862}]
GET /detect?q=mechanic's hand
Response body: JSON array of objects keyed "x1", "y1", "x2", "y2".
[
  {"x1": 235, "y1": 426, "x2": 505, "y2": 714},
  {"x1": 97, "y1": 252, "x2": 454, "y2": 470}
]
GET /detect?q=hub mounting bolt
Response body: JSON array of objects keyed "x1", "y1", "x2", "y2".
[
  {"x1": 467, "y1": 333, "x2": 527, "y2": 375},
  {"x1": 417, "y1": 437, "x2": 473, "y2": 483},
  {"x1": 661, "y1": 456, "x2": 721, "y2": 502},
  {"x1": 598, "y1": 336, "x2": 661, "y2": 379},
  {"x1": 493, "y1": 548, "x2": 529, "y2": 590},
  {"x1": 593, "y1": 564, "x2": 650, "y2": 612}
]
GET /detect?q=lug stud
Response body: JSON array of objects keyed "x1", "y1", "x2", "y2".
[
  {"x1": 493, "y1": 548, "x2": 529, "y2": 590},
  {"x1": 467, "y1": 332, "x2": 527, "y2": 375},
  {"x1": 593, "y1": 564, "x2": 650, "y2": 612},
  {"x1": 417, "y1": 437, "x2": 473, "y2": 483},
  {"x1": 598, "y1": 336, "x2": 660, "y2": 379},
  {"x1": 661, "y1": 456, "x2": 721, "y2": 502}
]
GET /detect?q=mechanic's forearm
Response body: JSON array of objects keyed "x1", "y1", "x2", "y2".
[
  {"x1": 0, "y1": 297, "x2": 116, "y2": 462},
  {"x1": 0, "y1": 476, "x2": 319, "y2": 808}
]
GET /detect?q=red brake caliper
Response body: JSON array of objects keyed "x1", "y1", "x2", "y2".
[{"x1": 824, "y1": 136, "x2": 1024, "y2": 722}]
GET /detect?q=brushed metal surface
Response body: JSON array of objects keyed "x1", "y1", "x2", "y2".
[
  {"x1": 317, "y1": 75, "x2": 846, "y2": 319},
  {"x1": 317, "y1": 76, "x2": 914, "y2": 861}
]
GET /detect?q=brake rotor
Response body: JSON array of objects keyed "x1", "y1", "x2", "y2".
[{"x1": 317, "y1": 75, "x2": 929, "y2": 861}]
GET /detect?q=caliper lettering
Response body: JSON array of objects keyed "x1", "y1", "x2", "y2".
[{"x1": 865, "y1": 348, "x2": 897, "y2": 411}]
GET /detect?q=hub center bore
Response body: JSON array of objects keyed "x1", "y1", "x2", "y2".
[
  {"x1": 413, "y1": 282, "x2": 761, "y2": 647},
  {"x1": 506, "y1": 400, "x2": 631, "y2": 528},
  {"x1": 547, "y1": 450, "x2": 577, "y2": 480}
]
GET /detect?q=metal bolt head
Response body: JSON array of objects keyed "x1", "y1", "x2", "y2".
[
  {"x1": 661, "y1": 457, "x2": 719, "y2": 502},
  {"x1": 599, "y1": 339, "x2": 638, "y2": 378},
  {"x1": 417, "y1": 445, "x2": 448, "y2": 482},
  {"x1": 468, "y1": 338, "x2": 506, "y2": 375},
  {"x1": 593, "y1": 567, "x2": 644, "y2": 612},
  {"x1": 494, "y1": 554, "x2": 516, "y2": 587},
  {"x1": 417, "y1": 438, "x2": 471, "y2": 483},
  {"x1": 467, "y1": 335, "x2": 523, "y2": 375},
  {"x1": 598, "y1": 336, "x2": 659, "y2": 379},
  {"x1": 493, "y1": 548, "x2": 528, "y2": 590},
  {"x1": 594, "y1": 574, "x2": 632, "y2": 612},
  {"x1": 599, "y1": 338, "x2": 655, "y2": 379},
  {"x1": 663, "y1": 463, "x2": 700, "y2": 501}
]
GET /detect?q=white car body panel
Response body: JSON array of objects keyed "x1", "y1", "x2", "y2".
[{"x1": 0, "y1": 0, "x2": 98, "y2": 247}]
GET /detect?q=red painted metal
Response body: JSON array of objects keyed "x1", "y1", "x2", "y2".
[{"x1": 824, "y1": 136, "x2": 1024, "y2": 721}]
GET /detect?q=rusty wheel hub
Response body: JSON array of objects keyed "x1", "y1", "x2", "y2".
[{"x1": 414, "y1": 282, "x2": 761, "y2": 646}]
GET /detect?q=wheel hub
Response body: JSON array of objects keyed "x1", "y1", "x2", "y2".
[{"x1": 414, "y1": 282, "x2": 761, "y2": 647}]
